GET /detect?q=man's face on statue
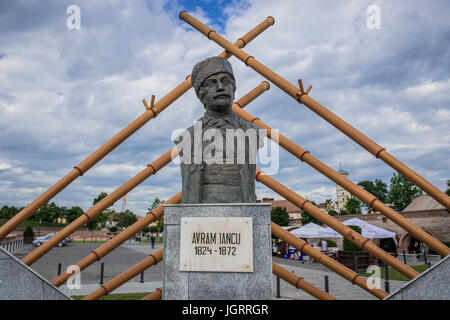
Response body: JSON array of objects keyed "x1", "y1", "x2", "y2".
[{"x1": 199, "y1": 72, "x2": 235, "y2": 113}]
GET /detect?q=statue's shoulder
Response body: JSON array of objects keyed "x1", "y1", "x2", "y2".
[
  {"x1": 172, "y1": 116, "x2": 204, "y2": 145},
  {"x1": 238, "y1": 115, "x2": 265, "y2": 148}
]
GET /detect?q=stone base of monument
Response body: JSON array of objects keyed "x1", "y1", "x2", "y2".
[
  {"x1": 386, "y1": 254, "x2": 450, "y2": 300},
  {"x1": 0, "y1": 246, "x2": 70, "y2": 300},
  {"x1": 163, "y1": 203, "x2": 272, "y2": 300}
]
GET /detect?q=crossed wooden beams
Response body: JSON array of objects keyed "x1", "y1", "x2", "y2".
[
  {"x1": 179, "y1": 10, "x2": 450, "y2": 211},
  {"x1": 1, "y1": 11, "x2": 449, "y2": 300},
  {"x1": 43, "y1": 81, "x2": 444, "y2": 300},
  {"x1": 0, "y1": 16, "x2": 275, "y2": 242}
]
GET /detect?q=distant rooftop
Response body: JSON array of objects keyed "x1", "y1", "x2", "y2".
[
  {"x1": 256, "y1": 198, "x2": 302, "y2": 213},
  {"x1": 402, "y1": 194, "x2": 447, "y2": 212}
]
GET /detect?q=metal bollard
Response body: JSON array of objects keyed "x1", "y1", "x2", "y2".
[
  {"x1": 424, "y1": 250, "x2": 428, "y2": 265},
  {"x1": 353, "y1": 256, "x2": 359, "y2": 272},
  {"x1": 140, "y1": 271, "x2": 144, "y2": 283},
  {"x1": 57, "y1": 263, "x2": 62, "y2": 276},
  {"x1": 276, "y1": 276, "x2": 281, "y2": 298},
  {"x1": 384, "y1": 263, "x2": 390, "y2": 294},
  {"x1": 324, "y1": 275, "x2": 329, "y2": 293},
  {"x1": 100, "y1": 262, "x2": 105, "y2": 284},
  {"x1": 403, "y1": 251, "x2": 407, "y2": 264},
  {"x1": 427, "y1": 262, "x2": 431, "y2": 269}
]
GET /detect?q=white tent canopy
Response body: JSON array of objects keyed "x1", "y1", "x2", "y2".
[
  {"x1": 289, "y1": 223, "x2": 334, "y2": 238},
  {"x1": 322, "y1": 218, "x2": 396, "y2": 239}
]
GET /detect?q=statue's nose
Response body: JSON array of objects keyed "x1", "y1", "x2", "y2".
[{"x1": 216, "y1": 81, "x2": 225, "y2": 91}]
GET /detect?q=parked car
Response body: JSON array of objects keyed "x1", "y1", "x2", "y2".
[{"x1": 32, "y1": 233, "x2": 66, "y2": 247}]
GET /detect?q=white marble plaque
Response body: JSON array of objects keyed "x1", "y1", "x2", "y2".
[{"x1": 179, "y1": 217, "x2": 253, "y2": 272}]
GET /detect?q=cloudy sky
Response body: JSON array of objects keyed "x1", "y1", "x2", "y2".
[{"x1": 0, "y1": 0, "x2": 449, "y2": 216}]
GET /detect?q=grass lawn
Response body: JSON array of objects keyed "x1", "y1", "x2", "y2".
[
  {"x1": 141, "y1": 236, "x2": 164, "y2": 243},
  {"x1": 71, "y1": 292, "x2": 150, "y2": 300},
  {"x1": 359, "y1": 264, "x2": 429, "y2": 281}
]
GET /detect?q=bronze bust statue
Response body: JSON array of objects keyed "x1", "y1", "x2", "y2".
[{"x1": 174, "y1": 57, "x2": 262, "y2": 203}]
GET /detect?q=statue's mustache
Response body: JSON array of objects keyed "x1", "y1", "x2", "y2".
[{"x1": 214, "y1": 93, "x2": 230, "y2": 99}]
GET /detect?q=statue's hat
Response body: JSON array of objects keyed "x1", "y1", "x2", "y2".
[{"x1": 191, "y1": 56, "x2": 235, "y2": 96}]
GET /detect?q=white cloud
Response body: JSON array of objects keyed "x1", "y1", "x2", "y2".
[{"x1": 0, "y1": 0, "x2": 448, "y2": 216}]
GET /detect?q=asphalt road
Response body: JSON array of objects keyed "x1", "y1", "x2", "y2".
[
  {"x1": 13, "y1": 242, "x2": 164, "y2": 285},
  {"x1": 12, "y1": 243, "x2": 405, "y2": 299}
]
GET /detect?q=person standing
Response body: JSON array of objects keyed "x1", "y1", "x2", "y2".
[
  {"x1": 150, "y1": 235, "x2": 155, "y2": 249},
  {"x1": 411, "y1": 240, "x2": 421, "y2": 259}
]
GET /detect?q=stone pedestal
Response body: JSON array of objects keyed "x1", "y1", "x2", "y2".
[
  {"x1": 162, "y1": 203, "x2": 272, "y2": 300},
  {"x1": 0, "y1": 246, "x2": 70, "y2": 300}
]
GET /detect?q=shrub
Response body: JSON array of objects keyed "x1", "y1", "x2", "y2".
[
  {"x1": 107, "y1": 226, "x2": 118, "y2": 233},
  {"x1": 326, "y1": 239, "x2": 337, "y2": 247},
  {"x1": 23, "y1": 225, "x2": 34, "y2": 238},
  {"x1": 428, "y1": 241, "x2": 450, "y2": 255},
  {"x1": 271, "y1": 206, "x2": 289, "y2": 226},
  {"x1": 343, "y1": 225, "x2": 362, "y2": 252}
]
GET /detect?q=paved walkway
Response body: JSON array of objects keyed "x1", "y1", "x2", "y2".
[
  {"x1": 12, "y1": 243, "x2": 164, "y2": 284},
  {"x1": 272, "y1": 257, "x2": 404, "y2": 300},
  {"x1": 12, "y1": 243, "x2": 406, "y2": 300},
  {"x1": 60, "y1": 281, "x2": 162, "y2": 297}
]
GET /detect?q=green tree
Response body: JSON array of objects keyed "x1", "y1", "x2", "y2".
[
  {"x1": 325, "y1": 199, "x2": 338, "y2": 216},
  {"x1": 300, "y1": 201, "x2": 323, "y2": 226},
  {"x1": 141, "y1": 226, "x2": 151, "y2": 234},
  {"x1": 148, "y1": 197, "x2": 165, "y2": 211},
  {"x1": 271, "y1": 206, "x2": 290, "y2": 226},
  {"x1": 86, "y1": 192, "x2": 110, "y2": 230},
  {"x1": 156, "y1": 218, "x2": 164, "y2": 236},
  {"x1": 148, "y1": 198, "x2": 165, "y2": 236},
  {"x1": 107, "y1": 226, "x2": 119, "y2": 233},
  {"x1": 344, "y1": 196, "x2": 363, "y2": 215},
  {"x1": 66, "y1": 206, "x2": 83, "y2": 223},
  {"x1": 357, "y1": 179, "x2": 389, "y2": 208},
  {"x1": 35, "y1": 202, "x2": 63, "y2": 223},
  {"x1": 388, "y1": 173, "x2": 423, "y2": 211},
  {"x1": 23, "y1": 225, "x2": 35, "y2": 238},
  {"x1": 0, "y1": 206, "x2": 19, "y2": 220},
  {"x1": 343, "y1": 225, "x2": 362, "y2": 252},
  {"x1": 446, "y1": 180, "x2": 450, "y2": 196},
  {"x1": 93, "y1": 192, "x2": 108, "y2": 205},
  {"x1": 114, "y1": 210, "x2": 138, "y2": 229}
]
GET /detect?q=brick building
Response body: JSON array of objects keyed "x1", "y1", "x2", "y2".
[
  {"x1": 333, "y1": 195, "x2": 449, "y2": 252},
  {"x1": 257, "y1": 197, "x2": 302, "y2": 226}
]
